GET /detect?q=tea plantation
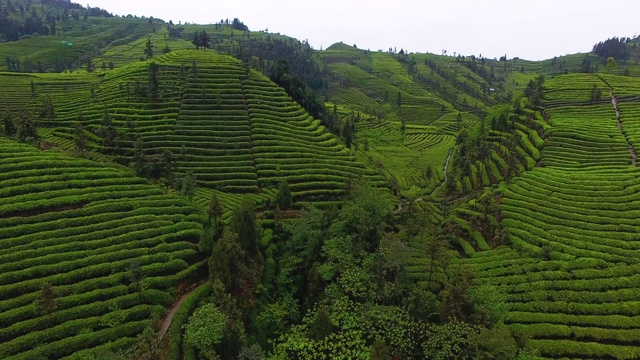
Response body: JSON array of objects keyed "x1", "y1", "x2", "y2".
[
  {"x1": 467, "y1": 74, "x2": 640, "y2": 359},
  {"x1": 0, "y1": 138, "x2": 205, "y2": 359}
]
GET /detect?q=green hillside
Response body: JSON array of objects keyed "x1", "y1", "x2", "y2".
[
  {"x1": 464, "y1": 74, "x2": 640, "y2": 358},
  {"x1": 0, "y1": 50, "x2": 385, "y2": 216},
  {"x1": 0, "y1": 137, "x2": 205, "y2": 359},
  {"x1": 318, "y1": 43, "x2": 530, "y2": 194},
  {"x1": 7, "y1": 0, "x2": 640, "y2": 358}
]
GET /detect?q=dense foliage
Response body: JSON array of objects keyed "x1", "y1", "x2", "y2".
[{"x1": 593, "y1": 37, "x2": 630, "y2": 61}]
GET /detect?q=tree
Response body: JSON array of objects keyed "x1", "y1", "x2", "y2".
[
  {"x1": 185, "y1": 304, "x2": 228, "y2": 357},
  {"x1": 231, "y1": 200, "x2": 258, "y2": 256},
  {"x1": 208, "y1": 193, "x2": 225, "y2": 243},
  {"x1": 74, "y1": 121, "x2": 88, "y2": 156},
  {"x1": 422, "y1": 164, "x2": 434, "y2": 186},
  {"x1": 343, "y1": 120, "x2": 353, "y2": 148},
  {"x1": 580, "y1": 55, "x2": 593, "y2": 73},
  {"x1": 148, "y1": 62, "x2": 159, "y2": 102},
  {"x1": 425, "y1": 233, "x2": 450, "y2": 292},
  {"x1": 606, "y1": 56, "x2": 618, "y2": 73},
  {"x1": 144, "y1": 37, "x2": 154, "y2": 59},
  {"x1": 100, "y1": 106, "x2": 116, "y2": 152},
  {"x1": 15, "y1": 109, "x2": 38, "y2": 143},
  {"x1": 400, "y1": 119, "x2": 407, "y2": 146},
  {"x1": 440, "y1": 266, "x2": 476, "y2": 322},
  {"x1": 590, "y1": 84, "x2": 603, "y2": 104},
  {"x1": 422, "y1": 321, "x2": 480, "y2": 360},
  {"x1": 231, "y1": 18, "x2": 249, "y2": 31},
  {"x1": 371, "y1": 337, "x2": 391, "y2": 360},
  {"x1": 209, "y1": 232, "x2": 247, "y2": 291},
  {"x1": 133, "y1": 319, "x2": 161, "y2": 360},
  {"x1": 126, "y1": 261, "x2": 144, "y2": 293},
  {"x1": 396, "y1": 91, "x2": 402, "y2": 107},
  {"x1": 35, "y1": 283, "x2": 60, "y2": 316},
  {"x1": 275, "y1": 180, "x2": 293, "y2": 209},
  {"x1": 39, "y1": 96, "x2": 55, "y2": 122},
  {"x1": 2, "y1": 111, "x2": 16, "y2": 136},
  {"x1": 131, "y1": 137, "x2": 148, "y2": 177},
  {"x1": 593, "y1": 37, "x2": 630, "y2": 61},
  {"x1": 192, "y1": 31, "x2": 211, "y2": 51},
  {"x1": 181, "y1": 171, "x2": 196, "y2": 202}
]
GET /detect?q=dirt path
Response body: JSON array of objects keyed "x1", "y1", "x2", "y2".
[
  {"x1": 610, "y1": 91, "x2": 637, "y2": 166},
  {"x1": 158, "y1": 283, "x2": 206, "y2": 340},
  {"x1": 428, "y1": 149, "x2": 453, "y2": 197}
]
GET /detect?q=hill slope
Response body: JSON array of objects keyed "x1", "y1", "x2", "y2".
[
  {"x1": 0, "y1": 50, "x2": 385, "y2": 214},
  {"x1": 0, "y1": 138, "x2": 205, "y2": 359},
  {"x1": 469, "y1": 74, "x2": 640, "y2": 358}
]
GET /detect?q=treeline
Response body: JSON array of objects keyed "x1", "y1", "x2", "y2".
[
  {"x1": 244, "y1": 37, "x2": 325, "y2": 91},
  {"x1": 0, "y1": 0, "x2": 112, "y2": 41},
  {"x1": 419, "y1": 59, "x2": 490, "y2": 114},
  {"x1": 592, "y1": 37, "x2": 630, "y2": 61},
  {"x1": 269, "y1": 59, "x2": 340, "y2": 135}
]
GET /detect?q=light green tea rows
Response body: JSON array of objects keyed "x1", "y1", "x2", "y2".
[{"x1": 0, "y1": 138, "x2": 204, "y2": 359}]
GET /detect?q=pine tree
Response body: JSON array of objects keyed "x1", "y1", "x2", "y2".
[
  {"x1": 74, "y1": 121, "x2": 87, "y2": 156},
  {"x1": 2, "y1": 111, "x2": 15, "y2": 136},
  {"x1": 181, "y1": 171, "x2": 196, "y2": 202},
  {"x1": 144, "y1": 37, "x2": 154, "y2": 59},
  {"x1": 275, "y1": 180, "x2": 293, "y2": 209}
]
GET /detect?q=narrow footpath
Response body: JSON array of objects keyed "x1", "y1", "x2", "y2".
[
  {"x1": 428, "y1": 149, "x2": 453, "y2": 197},
  {"x1": 158, "y1": 283, "x2": 206, "y2": 340},
  {"x1": 611, "y1": 91, "x2": 637, "y2": 166}
]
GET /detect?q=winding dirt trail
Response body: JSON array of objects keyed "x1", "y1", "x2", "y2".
[
  {"x1": 428, "y1": 149, "x2": 453, "y2": 197},
  {"x1": 610, "y1": 91, "x2": 637, "y2": 166},
  {"x1": 158, "y1": 283, "x2": 206, "y2": 340}
]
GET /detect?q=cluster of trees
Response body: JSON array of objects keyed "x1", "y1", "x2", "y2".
[
  {"x1": 241, "y1": 37, "x2": 325, "y2": 91},
  {"x1": 1, "y1": 109, "x2": 39, "y2": 144},
  {"x1": 269, "y1": 60, "x2": 329, "y2": 129},
  {"x1": 161, "y1": 181, "x2": 537, "y2": 359},
  {"x1": 523, "y1": 75, "x2": 545, "y2": 109},
  {"x1": 0, "y1": 8, "x2": 52, "y2": 40},
  {"x1": 131, "y1": 138, "x2": 175, "y2": 182},
  {"x1": 231, "y1": 18, "x2": 248, "y2": 31},
  {"x1": 421, "y1": 59, "x2": 492, "y2": 111},
  {"x1": 192, "y1": 31, "x2": 212, "y2": 51},
  {"x1": 592, "y1": 37, "x2": 630, "y2": 61},
  {"x1": 0, "y1": 0, "x2": 112, "y2": 41}
]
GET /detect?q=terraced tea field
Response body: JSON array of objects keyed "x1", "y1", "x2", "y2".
[
  {"x1": 471, "y1": 74, "x2": 640, "y2": 358},
  {"x1": 0, "y1": 138, "x2": 205, "y2": 359},
  {"x1": 11, "y1": 50, "x2": 383, "y2": 212},
  {"x1": 321, "y1": 46, "x2": 512, "y2": 193}
]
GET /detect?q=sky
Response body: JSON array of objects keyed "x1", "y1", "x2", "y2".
[{"x1": 86, "y1": 0, "x2": 640, "y2": 61}]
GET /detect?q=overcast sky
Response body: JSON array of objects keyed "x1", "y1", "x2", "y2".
[{"x1": 87, "y1": 0, "x2": 640, "y2": 61}]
